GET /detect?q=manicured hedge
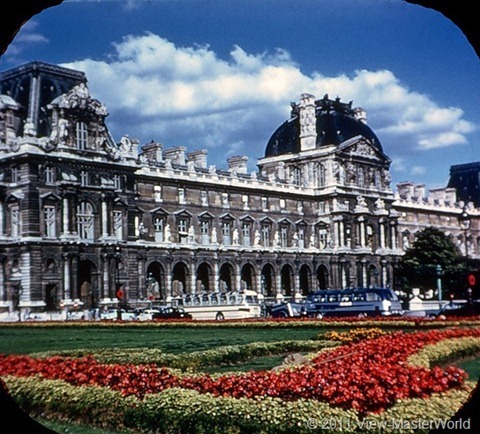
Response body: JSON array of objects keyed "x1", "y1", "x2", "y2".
[
  {"x1": 1, "y1": 317, "x2": 480, "y2": 329},
  {"x1": 5, "y1": 376, "x2": 474, "y2": 434},
  {"x1": 408, "y1": 336, "x2": 480, "y2": 369}
]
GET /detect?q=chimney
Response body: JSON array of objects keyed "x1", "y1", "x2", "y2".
[
  {"x1": 227, "y1": 155, "x2": 248, "y2": 174},
  {"x1": 396, "y1": 182, "x2": 415, "y2": 199},
  {"x1": 164, "y1": 146, "x2": 186, "y2": 166},
  {"x1": 414, "y1": 184, "x2": 425, "y2": 200},
  {"x1": 141, "y1": 141, "x2": 163, "y2": 163},
  {"x1": 298, "y1": 93, "x2": 317, "y2": 151},
  {"x1": 187, "y1": 150, "x2": 208, "y2": 169}
]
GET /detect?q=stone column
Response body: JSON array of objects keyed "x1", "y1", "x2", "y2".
[
  {"x1": 62, "y1": 198, "x2": 70, "y2": 235},
  {"x1": 390, "y1": 222, "x2": 397, "y2": 250},
  {"x1": 63, "y1": 254, "x2": 71, "y2": 301},
  {"x1": 101, "y1": 255, "x2": 110, "y2": 301},
  {"x1": 190, "y1": 257, "x2": 197, "y2": 294},
  {"x1": 0, "y1": 202, "x2": 4, "y2": 236},
  {"x1": 213, "y1": 261, "x2": 219, "y2": 293},
  {"x1": 380, "y1": 222, "x2": 386, "y2": 249},
  {"x1": 101, "y1": 201, "x2": 108, "y2": 238}
]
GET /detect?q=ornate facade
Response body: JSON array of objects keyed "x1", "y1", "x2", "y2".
[{"x1": 0, "y1": 62, "x2": 477, "y2": 315}]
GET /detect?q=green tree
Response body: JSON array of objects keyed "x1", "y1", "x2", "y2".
[{"x1": 397, "y1": 227, "x2": 461, "y2": 295}]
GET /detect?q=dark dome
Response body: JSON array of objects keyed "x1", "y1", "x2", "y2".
[
  {"x1": 264, "y1": 96, "x2": 383, "y2": 158},
  {"x1": 264, "y1": 117, "x2": 301, "y2": 157}
]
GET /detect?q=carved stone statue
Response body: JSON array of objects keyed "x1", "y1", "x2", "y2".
[
  {"x1": 211, "y1": 227, "x2": 218, "y2": 244},
  {"x1": 164, "y1": 223, "x2": 171, "y2": 243}
]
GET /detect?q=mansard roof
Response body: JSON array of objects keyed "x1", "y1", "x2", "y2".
[
  {"x1": 447, "y1": 161, "x2": 480, "y2": 207},
  {"x1": 264, "y1": 94, "x2": 382, "y2": 158}
]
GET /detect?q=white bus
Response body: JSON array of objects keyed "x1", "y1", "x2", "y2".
[{"x1": 171, "y1": 290, "x2": 262, "y2": 321}]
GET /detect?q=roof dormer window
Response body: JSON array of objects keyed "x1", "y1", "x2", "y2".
[{"x1": 75, "y1": 121, "x2": 88, "y2": 150}]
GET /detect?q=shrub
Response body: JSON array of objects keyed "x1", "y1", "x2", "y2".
[{"x1": 322, "y1": 327, "x2": 388, "y2": 344}]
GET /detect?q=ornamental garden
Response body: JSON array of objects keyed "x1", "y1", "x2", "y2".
[{"x1": 0, "y1": 318, "x2": 479, "y2": 433}]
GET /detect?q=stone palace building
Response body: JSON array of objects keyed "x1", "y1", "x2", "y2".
[{"x1": 0, "y1": 61, "x2": 478, "y2": 315}]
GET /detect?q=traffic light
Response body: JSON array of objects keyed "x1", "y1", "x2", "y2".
[
  {"x1": 116, "y1": 287, "x2": 124, "y2": 300},
  {"x1": 466, "y1": 272, "x2": 480, "y2": 300}
]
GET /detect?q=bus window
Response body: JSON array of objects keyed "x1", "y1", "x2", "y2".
[
  {"x1": 366, "y1": 292, "x2": 381, "y2": 302},
  {"x1": 354, "y1": 293, "x2": 366, "y2": 302}
]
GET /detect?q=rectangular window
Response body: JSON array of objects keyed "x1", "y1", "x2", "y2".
[
  {"x1": 261, "y1": 225, "x2": 270, "y2": 247},
  {"x1": 319, "y1": 228, "x2": 328, "y2": 249},
  {"x1": 178, "y1": 219, "x2": 188, "y2": 243},
  {"x1": 45, "y1": 167, "x2": 55, "y2": 184},
  {"x1": 6, "y1": 113, "x2": 14, "y2": 127},
  {"x1": 76, "y1": 122, "x2": 88, "y2": 150},
  {"x1": 318, "y1": 201, "x2": 326, "y2": 214},
  {"x1": 200, "y1": 221, "x2": 210, "y2": 245},
  {"x1": 261, "y1": 197, "x2": 268, "y2": 210},
  {"x1": 178, "y1": 188, "x2": 186, "y2": 204},
  {"x1": 201, "y1": 191, "x2": 208, "y2": 206},
  {"x1": 280, "y1": 226, "x2": 288, "y2": 248},
  {"x1": 279, "y1": 198, "x2": 286, "y2": 209},
  {"x1": 298, "y1": 227, "x2": 305, "y2": 249},
  {"x1": 292, "y1": 167, "x2": 302, "y2": 186},
  {"x1": 153, "y1": 185, "x2": 162, "y2": 202},
  {"x1": 113, "y1": 175, "x2": 122, "y2": 190},
  {"x1": 154, "y1": 217, "x2": 164, "y2": 242},
  {"x1": 11, "y1": 166, "x2": 20, "y2": 183},
  {"x1": 11, "y1": 205, "x2": 20, "y2": 238},
  {"x1": 242, "y1": 194, "x2": 249, "y2": 209},
  {"x1": 222, "y1": 222, "x2": 231, "y2": 246},
  {"x1": 44, "y1": 205, "x2": 56, "y2": 238},
  {"x1": 113, "y1": 210, "x2": 123, "y2": 240},
  {"x1": 242, "y1": 223, "x2": 251, "y2": 246},
  {"x1": 80, "y1": 170, "x2": 88, "y2": 186},
  {"x1": 222, "y1": 193, "x2": 229, "y2": 208}
]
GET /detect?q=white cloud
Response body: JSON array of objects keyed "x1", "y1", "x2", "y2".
[
  {"x1": 62, "y1": 33, "x2": 476, "y2": 170},
  {"x1": 4, "y1": 20, "x2": 48, "y2": 57}
]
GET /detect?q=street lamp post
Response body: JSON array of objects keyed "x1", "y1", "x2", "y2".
[
  {"x1": 459, "y1": 206, "x2": 471, "y2": 257},
  {"x1": 435, "y1": 264, "x2": 443, "y2": 302}
]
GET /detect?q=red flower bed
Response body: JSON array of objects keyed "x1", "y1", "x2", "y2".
[{"x1": 1, "y1": 328, "x2": 478, "y2": 414}]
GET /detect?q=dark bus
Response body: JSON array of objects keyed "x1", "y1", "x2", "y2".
[{"x1": 304, "y1": 287, "x2": 403, "y2": 318}]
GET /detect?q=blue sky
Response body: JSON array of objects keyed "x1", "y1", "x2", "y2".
[{"x1": 1, "y1": 0, "x2": 479, "y2": 191}]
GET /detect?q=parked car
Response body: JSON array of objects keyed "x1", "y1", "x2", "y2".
[
  {"x1": 135, "y1": 308, "x2": 161, "y2": 321},
  {"x1": 152, "y1": 306, "x2": 192, "y2": 320},
  {"x1": 269, "y1": 301, "x2": 306, "y2": 318},
  {"x1": 432, "y1": 301, "x2": 480, "y2": 318},
  {"x1": 100, "y1": 309, "x2": 136, "y2": 321}
]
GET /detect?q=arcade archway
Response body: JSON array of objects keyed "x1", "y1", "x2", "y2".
[{"x1": 78, "y1": 259, "x2": 98, "y2": 309}]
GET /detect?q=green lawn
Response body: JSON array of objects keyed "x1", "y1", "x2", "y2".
[
  {"x1": 456, "y1": 357, "x2": 480, "y2": 381},
  {"x1": 0, "y1": 324, "x2": 323, "y2": 355},
  {"x1": 37, "y1": 418, "x2": 133, "y2": 434}
]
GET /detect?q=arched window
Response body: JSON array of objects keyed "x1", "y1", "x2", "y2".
[
  {"x1": 75, "y1": 121, "x2": 88, "y2": 150},
  {"x1": 77, "y1": 202, "x2": 94, "y2": 240}
]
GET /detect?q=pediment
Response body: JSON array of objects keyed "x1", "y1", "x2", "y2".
[
  {"x1": 198, "y1": 211, "x2": 215, "y2": 220},
  {"x1": 337, "y1": 137, "x2": 390, "y2": 162},
  {"x1": 40, "y1": 192, "x2": 61, "y2": 202}
]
